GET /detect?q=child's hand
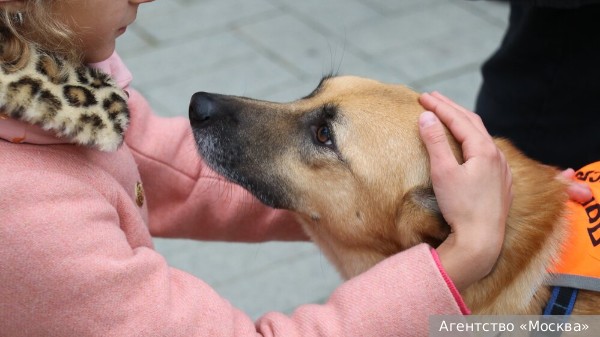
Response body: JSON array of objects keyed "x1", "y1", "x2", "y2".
[
  {"x1": 560, "y1": 168, "x2": 593, "y2": 203},
  {"x1": 418, "y1": 92, "x2": 513, "y2": 291}
]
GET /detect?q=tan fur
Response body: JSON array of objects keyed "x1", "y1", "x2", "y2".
[{"x1": 191, "y1": 75, "x2": 600, "y2": 314}]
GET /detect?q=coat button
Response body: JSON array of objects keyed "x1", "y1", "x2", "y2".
[{"x1": 135, "y1": 181, "x2": 144, "y2": 207}]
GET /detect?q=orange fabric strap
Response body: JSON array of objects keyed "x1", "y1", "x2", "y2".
[{"x1": 548, "y1": 162, "x2": 600, "y2": 291}]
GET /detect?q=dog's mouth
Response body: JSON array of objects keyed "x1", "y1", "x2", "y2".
[{"x1": 189, "y1": 92, "x2": 292, "y2": 209}]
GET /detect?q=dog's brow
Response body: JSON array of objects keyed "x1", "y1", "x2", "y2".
[
  {"x1": 322, "y1": 103, "x2": 338, "y2": 119},
  {"x1": 304, "y1": 103, "x2": 339, "y2": 123}
]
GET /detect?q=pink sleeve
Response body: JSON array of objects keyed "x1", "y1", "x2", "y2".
[
  {"x1": 124, "y1": 89, "x2": 307, "y2": 242},
  {"x1": 429, "y1": 248, "x2": 470, "y2": 315},
  {"x1": 0, "y1": 172, "x2": 463, "y2": 336},
  {"x1": 257, "y1": 244, "x2": 467, "y2": 336}
]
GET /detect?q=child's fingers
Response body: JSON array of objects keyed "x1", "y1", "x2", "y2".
[
  {"x1": 558, "y1": 168, "x2": 593, "y2": 203},
  {"x1": 419, "y1": 93, "x2": 487, "y2": 146},
  {"x1": 429, "y1": 92, "x2": 489, "y2": 137},
  {"x1": 430, "y1": 92, "x2": 470, "y2": 115},
  {"x1": 418, "y1": 111, "x2": 459, "y2": 172},
  {"x1": 559, "y1": 168, "x2": 575, "y2": 180}
]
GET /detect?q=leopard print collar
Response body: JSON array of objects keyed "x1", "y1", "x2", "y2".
[{"x1": 0, "y1": 48, "x2": 129, "y2": 151}]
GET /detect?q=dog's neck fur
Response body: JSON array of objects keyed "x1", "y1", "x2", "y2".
[
  {"x1": 304, "y1": 138, "x2": 569, "y2": 314},
  {"x1": 459, "y1": 139, "x2": 568, "y2": 313}
]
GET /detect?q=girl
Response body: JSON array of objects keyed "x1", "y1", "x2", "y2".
[{"x1": 0, "y1": 0, "x2": 574, "y2": 336}]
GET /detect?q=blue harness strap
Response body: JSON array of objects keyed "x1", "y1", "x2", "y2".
[
  {"x1": 528, "y1": 287, "x2": 579, "y2": 337},
  {"x1": 543, "y1": 286, "x2": 579, "y2": 316}
]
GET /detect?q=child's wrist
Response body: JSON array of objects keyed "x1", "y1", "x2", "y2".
[{"x1": 436, "y1": 234, "x2": 498, "y2": 292}]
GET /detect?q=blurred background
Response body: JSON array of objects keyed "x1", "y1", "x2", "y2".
[{"x1": 117, "y1": 0, "x2": 508, "y2": 320}]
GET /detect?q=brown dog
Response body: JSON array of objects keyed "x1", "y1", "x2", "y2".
[{"x1": 188, "y1": 75, "x2": 599, "y2": 314}]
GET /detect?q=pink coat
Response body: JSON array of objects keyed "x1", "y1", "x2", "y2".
[{"x1": 0, "y1": 51, "x2": 467, "y2": 337}]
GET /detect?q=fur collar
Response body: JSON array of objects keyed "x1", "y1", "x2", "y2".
[{"x1": 0, "y1": 48, "x2": 129, "y2": 151}]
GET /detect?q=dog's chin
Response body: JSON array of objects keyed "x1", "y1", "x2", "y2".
[
  {"x1": 192, "y1": 130, "x2": 291, "y2": 210},
  {"x1": 224, "y1": 172, "x2": 290, "y2": 210}
]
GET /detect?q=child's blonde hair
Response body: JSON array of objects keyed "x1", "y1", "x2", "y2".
[{"x1": 1, "y1": 1, "x2": 81, "y2": 70}]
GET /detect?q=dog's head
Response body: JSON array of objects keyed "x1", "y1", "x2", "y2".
[
  {"x1": 190, "y1": 75, "x2": 577, "y2": 313},
  {"x1": 190, "y1": 75, "x2": 453, "y2": 277}
]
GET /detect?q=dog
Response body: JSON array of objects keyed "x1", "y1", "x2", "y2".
[{"x1": 188, "y1": 75, "x2": 599, "y2": 314}]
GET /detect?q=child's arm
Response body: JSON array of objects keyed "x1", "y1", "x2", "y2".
[
  {"x1": 124, "y1": 89, "x2": 307, "y2": 242},
  {"x1": 0, "y1": 172, "x2": 464, "y2": 336}
]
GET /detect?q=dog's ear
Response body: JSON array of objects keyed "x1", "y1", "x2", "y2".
[{"x1": 395, "y1": 185, "x2": 450, "y2": 249}]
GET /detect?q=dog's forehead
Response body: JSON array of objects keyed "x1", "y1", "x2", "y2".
[
  {"x1": 299, "y1": 76, "x2": 422, "y2": 119},
  {"x1": 308, "y1": 76, "x2": 419, "y2": 105},
  {"x1": 325, "y1": 76, "x2": 412, "y2": 93}
]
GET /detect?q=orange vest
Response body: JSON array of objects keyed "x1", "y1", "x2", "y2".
[{"x1": 548, "y1": 162, "x2": 600, "y2": 292}]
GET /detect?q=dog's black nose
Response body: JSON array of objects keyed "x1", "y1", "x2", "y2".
[{"x1": 189, "y1": 92, "x2": 221, "y2": 128}]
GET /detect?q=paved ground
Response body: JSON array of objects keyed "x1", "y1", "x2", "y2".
[{"x1": 117, "y1": 0, "x2": 509, "y2": 320}]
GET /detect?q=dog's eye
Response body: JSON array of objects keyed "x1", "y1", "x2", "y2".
[{"x1": 316, "y1": 125, "x2": 333, "y2": 145}]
